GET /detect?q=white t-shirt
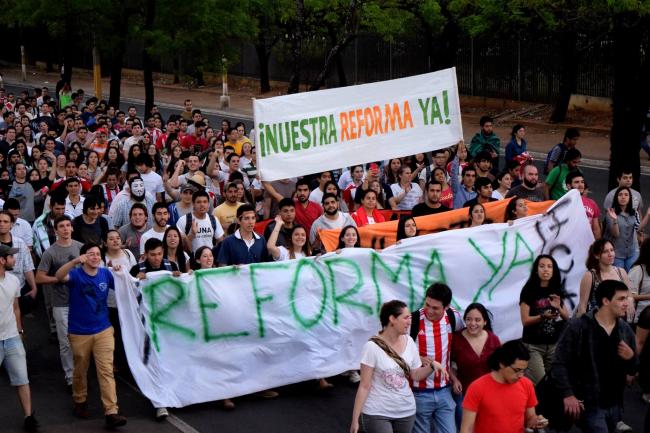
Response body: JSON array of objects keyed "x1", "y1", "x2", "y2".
[
  {"x1": 0, "y1": 272, "x2": 21, "y2": 340},
  {"x1": 140, "y1": 171, "x2": 164, "y2": 196},
  {"x1": 309, "y1": 188, "x2": 324, "y2": 205},
  {"x1": 360, "y1": 336, "x2": 421, "y2": 418},
  {"x1": 12, "y1": 218, "x2": 33, "y2": 247},
  {"x1": 273, "y1": 246, "x2": 305, "y2": 262},
  {"x1": 105, "y1": 249, "x2": 137, "y2": 308},
  {"x1": 390, "y1": 183, "x2": 423, "y2": 210},
  {"x1": 139, "y1": 227, "x2": 168, "y2": 255},
  {"x1": 176, "y1": 213, "x2": 224, "y2": 253}
]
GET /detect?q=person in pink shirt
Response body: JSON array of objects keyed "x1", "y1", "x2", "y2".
[{"x1": 566, "y1": 171, "x2": 601, "y2": 239}]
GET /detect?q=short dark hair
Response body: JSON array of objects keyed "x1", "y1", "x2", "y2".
[
  {"x1": 295, "y1": 178, "x2": 311, "y2": 190},
  {"x1": 595, "y1": 279, "x2": 629, "y2": 307},
  {"x1": 425, "y1": 282, "x2": 452, "y2": 307},
  {"x1": 135, "y1": 153, "x2": 153, "y2": 167},
  {"x1": 225, "y1": 152, "x2": 239, "y2": 163},
  {"x1": 358, "y1": 188, "x2": 377, "y2": 201},
  {"x1": 565, "y1": 171, "x2": 584, "y2": 186},
  {"x1": 321, "y1": 192, "x2": 338, "y2": 204},
  {"x1": 474, "y1": 151, "x2": 492, "y2": 163},
  {"x1": 129, "y1": 202, "x2": 148, "y2": 217},
  {"x1": 152, "y1": 202, "x2": 168, "y2": 214},
  {"x1": 54, "y1": 215, "x2": 72, "y2": 229},
  {"x1": 3, "y1": 198, "x2": 20, "y2": 211},
  {"x1": 564, "y1": 127, "x2": 580, "y2": 141},
  {"x1": 80, "y1": 242, "x2": 101, "y2": 255},
  {"x1": 425, "y1": 180, "x2": 443, "y2": 191},
  {"x1": 475, "y1": 176, "x2": 492, "y2": 190},
  {"x1": 487, "y1": 340, "x2": 530, "y2": 371},
  {"x1": 236, "y1": 203, "x2": 256, "y2": 219},
  {"x1": 564, "y1": 148, "x2": 582, "y2": 162},
  {"x1": 278, "y1": 197, "x2": 295, "y2": 210},
  {"x1": 192, "y1": 190, "x2": 210, "y2": 203},
  {"x1": 82, "y1": 195, "x2": 101, "y2": 214},
  {"x1": 65, "y1": 177, "x2": 80, "y2": 188},
  {"x1": 479, "y1": 115, "x2": 493, "y2": 127},
  {"x1": 50, "y1": 195, "x2": 67, "y2": 207},
  {"x1": 144, "y1": 238, "x2": 164, "y2": 253}
]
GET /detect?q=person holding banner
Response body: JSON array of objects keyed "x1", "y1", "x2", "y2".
[
  {"x1": 267, "y1": 216, "x2": 311, "y2": 262},
  {"x1": 337, "y1": 225, "x2": 361, "y2": 250},
  {"x1": 504, "y1": 196, "x2": 528, "y2": 223},
  {"x1": 396, "y1": 217, "x2": 418, "y2": 241},
  {"x1": 389, "y1": 166, "x2": 423, "y2": 211},
  {"x1": 309, "y1": 193, "x2": 356, "y2": 250},
  {"x1": 467, "y1": 203, "x2": 488, "y2": 228},
  {"x1": 351, "y1": 189, "x2": 385, "y2": 228},
  {"x1": 350, "y1": 300, "x2": 446, "y2": 433},
  {"x1": 519, "y1": 255, "x2": 569, "y2": 385}
]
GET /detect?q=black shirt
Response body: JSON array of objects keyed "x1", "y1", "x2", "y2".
[
  {"x1": 411, "y1": 203, "x2": 450, "y2": 218},
  {"x1": 129, "y1": 260, "x2": 179, "y2": 277},
  {"x1": 593, "y1": 320, "x2": 625, "y2": 408},
  {"x1": 519, "y1": 283, "x2": 566, "y2": 345}
]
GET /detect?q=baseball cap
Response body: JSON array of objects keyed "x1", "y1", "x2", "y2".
[
  {"x1": 0, "y1": 244, "x2": 19, "y2": 257},
  {"x1": 181, "y1": 184, "x2": 198, "y2": 193}
]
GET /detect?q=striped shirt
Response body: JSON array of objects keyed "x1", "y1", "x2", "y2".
[{"x1": 412, "y1": 308, "x2": 454, "y2": 390}]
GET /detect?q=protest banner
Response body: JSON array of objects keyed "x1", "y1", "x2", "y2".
[
  {"x1": 114, "y1": 191, "x2": 592, "y2": 408},
  {"x1": 319, "y1": 198, "x2": 555, "y2": 251},
  {"x1": 253, "y1": 68, "x2": 462, "y2": 181}
]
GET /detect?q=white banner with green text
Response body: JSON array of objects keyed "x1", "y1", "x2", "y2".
[
  {"x1": 253, "y1": 68, "x2": 463, "y2": 181},
  {"x1": 114, "y1": 190, "x2": 592, "y2": 408}
]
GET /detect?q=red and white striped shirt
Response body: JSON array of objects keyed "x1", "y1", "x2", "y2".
[{"x1": 412, "y1": 308, "x2": 454, "y2": 390}]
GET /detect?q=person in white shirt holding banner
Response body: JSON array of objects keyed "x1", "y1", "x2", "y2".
[{"x1": 350, "y1": 300, "x2": 446, "y2": 433}]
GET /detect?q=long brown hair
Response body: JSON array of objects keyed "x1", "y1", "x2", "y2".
[{"x1": 586, "y1": 239, "x2": 614, "y2": 278}]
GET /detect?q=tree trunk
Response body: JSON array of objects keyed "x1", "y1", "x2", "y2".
[
  {"x1": 335, "y1": 51, "x2": 347, "y2": 87},
  {"x1": 430, "y1": 0, "x2": 459, "y2": 70},
  {"x1": 142, "y1": 0, "x2": 156, "y2": 115},
  {"x1": 109, "y1": 54, "x2": 123, "y2": 108},
  {"x1": 608, "y1": 14, "x2": 643, "y2": 191},
  {"x1": 309, "y1": 35, "x2": 353, "y2": 91},
  {"x1": 287, "y1": 0, "x2": 305, "y2": 94},
  {"x1": 255, "y1": 42, "x2": 272, "y2": 93},
  {"x1": 550, "y1": 31, "x2": 578, "y2": 123},
  {"x1": 173, "y1": 54, "x2": 180, "y2": 84}
]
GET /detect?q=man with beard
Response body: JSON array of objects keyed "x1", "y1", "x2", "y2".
[
  {"x1": 213, "y1": 182, "x2": 243, "y2": 232},
  {"x1": 309, "y1": 193, "x2": 356, "y2": 250},
  {"x1": 108, "y1": 176, "x2": 156, "y2": 228},
  {"x1": 139, "y1": 202, "x2": 169, "y2": 255},
  {"x1": 505, "y1": 163, "x2": 546, "y2": 202},
  {"x1": 118, "y1": 204, "x2": 150, "y2": 259},
  {"x1": 293, "y1": 179, "x2": 322, "y2": 236},
  {"x1": 411, "y1": 181, "x2": 451, "y2": 217}
]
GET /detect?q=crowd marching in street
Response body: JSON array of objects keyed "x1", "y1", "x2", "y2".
[{"x1": 0, "y1": 84, "x2": 648, "y2": 433}]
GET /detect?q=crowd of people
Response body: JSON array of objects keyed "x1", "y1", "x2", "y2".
[{"x1": 0, "y1": 85, "x2": 648, "y2": 433}]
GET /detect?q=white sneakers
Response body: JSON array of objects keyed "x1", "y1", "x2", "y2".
[{"x1": 155, "y1": 407, "x2": 169, "y2": 421}]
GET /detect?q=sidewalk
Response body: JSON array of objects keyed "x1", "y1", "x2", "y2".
[{"x1": 0, "y1": 64, "x2": 639, "y2": 170}]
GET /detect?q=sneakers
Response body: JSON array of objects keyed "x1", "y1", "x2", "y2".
[
  {"x1": 615, "y1": 421, "x2": 633, "y2": 433},
  {"x1": 155, "y1": 407, "x2": 169, "y2": 421},
  {"x1": 23, "y1": 413, "x2": 38, "y2": 432},
  {"x1": 105, "y1": 413, "x2": 127, "y2": 429},
  {"x1": 73, "y1": 402, "x2": 90, "y2": 419},
  {"x1": 259, "y1": 390, "x2": 279, "y2": 399},
  {"x1": 221, "y1": 399, "x2": 236, "y2": 410},
  {"x1": 642, "y1": 393, "x2": 650, "y2": 404},
  {"x1": 348, "y1": 371, "x2": 361, "y2": 383}
]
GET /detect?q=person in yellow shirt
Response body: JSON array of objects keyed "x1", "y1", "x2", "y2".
[
  {"x1": 225, "y1": 128, "x2": 242, "y2": 156},
  {"x1": 213, "y1": 182, "x2": 244, "y2": 232},
  {"x1": 235, "y1": 122, "x2": 252, "y2": 153}
]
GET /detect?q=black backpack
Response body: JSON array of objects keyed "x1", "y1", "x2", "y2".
[{"x1": 184, "y1": 212, "x2": 218, "y2": 237}]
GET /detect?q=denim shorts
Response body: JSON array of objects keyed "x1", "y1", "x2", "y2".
[{"x1": 0, "y1": 336, "x2": 29, "y2": 386}]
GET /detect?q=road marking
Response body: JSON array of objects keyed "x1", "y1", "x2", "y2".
[{"x1": 116, "y1": 374, "x2": 202, "y2": 433}]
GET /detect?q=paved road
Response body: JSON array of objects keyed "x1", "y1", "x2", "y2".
[{"x1": 1, "y1": 83, "x2": 648, "y2": 433}]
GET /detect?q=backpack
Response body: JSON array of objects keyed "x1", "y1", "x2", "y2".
[
  {"x1": 544, "y1": 143, "x2": 566, "y2": 175},
  {"x1": 184, "y1": 212, "x2": 218, "y2": 237},
  {"x1": 409, "y1": 308, "x2": 457, "y2": 342}
]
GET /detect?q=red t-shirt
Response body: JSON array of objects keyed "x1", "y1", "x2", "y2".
[
  {"x1": 440, "y1": 186, "x2": 454, "y2": 209},
  {"x1": 181, "y1": 134, "x2": 208, "y2": 151},
  {"x1": 581, "y1": 196, "x2": 601, "y2": 221},
  {"x1": 451, "y1": 331, "x2": 501, "y2": 393},
  {"x1": 463, "y1": 373, "x2": 537, "y2": 433},
  {"x1": 294, "y1": 199, "x2": 323, "y2": 236}
]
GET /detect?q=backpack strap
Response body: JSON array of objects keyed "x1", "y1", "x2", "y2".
[
  {"x1": 184, "y1": 212, "x2": 193, "y2": 236},
  {"x1": 138, "y1": 261, "x2": 147, "y2": 273},
  {"x1": 410, "y1": 309, "x2": 421, "y2": 341},
  {"x1": 209, "y1": 214, "x2": 217, "y2": 235}
]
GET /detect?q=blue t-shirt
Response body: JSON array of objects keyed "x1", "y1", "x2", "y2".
[{"x1": 67, "y1": 267, "x2": 113, "y2": 335}]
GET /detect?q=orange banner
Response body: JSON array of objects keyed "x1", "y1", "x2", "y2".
[{"x1": 319, "y1": 199, "x2": 555, "y2": 251}]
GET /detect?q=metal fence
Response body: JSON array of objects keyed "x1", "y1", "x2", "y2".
[{"x1": 1, "y1": 28, "x2": 616, "y2": 103}]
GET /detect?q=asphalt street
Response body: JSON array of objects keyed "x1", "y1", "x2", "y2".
[{"x1": 0, "y1": 83, "x2": 648, "y2": 433}]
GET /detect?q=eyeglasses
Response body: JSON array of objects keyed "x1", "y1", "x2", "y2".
[{"x1": 509, "y1": 365, "x2": 528, "y2": 375}]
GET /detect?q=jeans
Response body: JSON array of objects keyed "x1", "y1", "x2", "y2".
[
  {"x1": 52, "y1": 306, "x2": 73, "y2": 384},
  {"x1": 614, "y1": 252, "x2": 638, "y2": 273},
  {"x1": 453, "y1": 391, "x2": 463, "y2": 432},
  {"x1": 413, "y1": 387, "x2": 456, "y2": 433},
  {"x1": 0, "y1": 336, "x2": 29, "y2": 386},
  {"x1": 359, "y1": 413, "x2": 415, "y2": 433},
  {"x1": 69, "y1": 327, "x2": 119, "y2": 415},
  {"x1": 578, "y1": 405, "x2": 621, "y2": 433}
]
